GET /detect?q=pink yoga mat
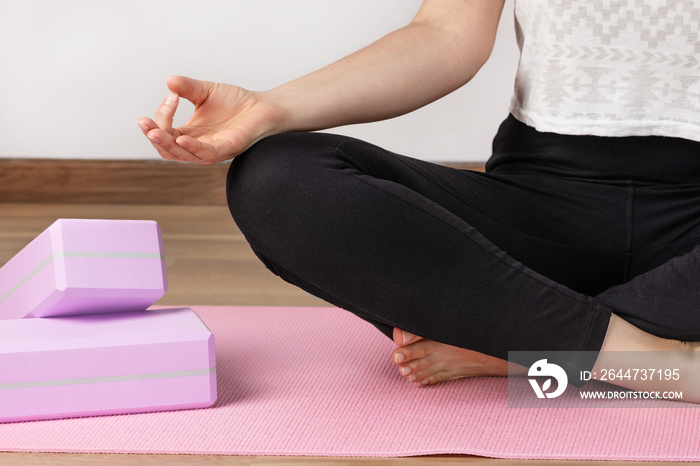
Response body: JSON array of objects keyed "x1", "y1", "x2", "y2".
[{"x1": 0, "y1": 306, "x2": 698, "y2": 460}]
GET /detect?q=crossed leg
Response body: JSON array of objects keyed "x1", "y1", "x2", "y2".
[{"x1": 227, "y1": 131, "x2": 700, "y2": 398}]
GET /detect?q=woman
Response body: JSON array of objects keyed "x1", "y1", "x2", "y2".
[{"x1": 138, "y1": 0, "x2": 700, "y2": 398}]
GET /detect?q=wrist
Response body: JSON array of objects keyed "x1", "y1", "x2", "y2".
[{"x1": 256, "y1": 87, "x2": 302, "y2": 135}]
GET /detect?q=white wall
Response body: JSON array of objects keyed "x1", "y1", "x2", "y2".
[{"x1": 0, "y1": 0, "x2": 518, "y2": 162}]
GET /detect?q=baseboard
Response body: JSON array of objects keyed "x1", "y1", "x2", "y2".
[
  {"x1": 446, "y1": 162, "x2": 486, "y2": 171},
  {"x1": 0, "y1": 159, "x2": 231, "y2": 205},
  {"x1": 0, "y1": 159, "x2": 485, "y2": 205}
]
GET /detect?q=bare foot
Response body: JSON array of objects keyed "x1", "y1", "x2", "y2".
[{"x1": 391, "y1": 328, "x2": 526, "y2": 386}]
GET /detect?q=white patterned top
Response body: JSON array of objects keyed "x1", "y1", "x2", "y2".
[{"x1": 510, "y1": 0, "x2": 700, "y2": 141}]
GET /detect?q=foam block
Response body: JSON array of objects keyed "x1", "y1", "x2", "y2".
[
  {"x1": 0, "y1": 307, "x2": 216, "y2": 423},
  {"x1": 0, "y1": 219, "x2": 167, "y2": 319}
]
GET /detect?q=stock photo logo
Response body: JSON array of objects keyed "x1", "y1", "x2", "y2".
[{"x1": 528, "y1": 359, "x2": 568, "y2": 399}]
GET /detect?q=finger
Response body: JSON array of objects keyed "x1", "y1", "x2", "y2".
[
  {"x1": 140, "y1": 117, "x2": 180, "y2": 139},
  {"x1": 138, "y1": 117, "x2": 190, "y2": 162},
  {"x1": 137, "y1": 117, "x2": 156, "y2": 136},
  {"x1": 145, "y1": 129, "x2": 182, "y2": 162},
  {"x1": 167, "y1": 75, "x2": 213, "y2": 106},
  {"x1": 154, "y1": 93, "x2": 179, "y2": 134},
  {"x1": 175, "y1": 134, "x2": 238, "y2": 164},
  {"x1": 174, "y1": 135, "x2": 220, "y2": 164},
  {"x1": 138, "y1": 118, "x2": 173, "y2": 160},
  {"x1": 147, "y1": 128, "x2": 202, "y2": 163}
]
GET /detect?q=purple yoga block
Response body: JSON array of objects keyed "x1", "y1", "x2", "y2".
[
  {"x1": 0, "y1": 307, "x2": 217, "y2": 423},
  {"x1": 0, "y1": 218, "x2": 167, "y2": 319}
]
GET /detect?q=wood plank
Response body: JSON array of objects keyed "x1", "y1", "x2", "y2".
[
  {"x1": 0, "y1": 159, "x2": 230, "y2": 205},
  {"x1": 0, "y1": 159, "x2": 485, "y2": 205}
]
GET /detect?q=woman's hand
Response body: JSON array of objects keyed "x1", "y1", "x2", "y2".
[{"x1": 137, "y1": 75, "x2": 286, "y2": 164}]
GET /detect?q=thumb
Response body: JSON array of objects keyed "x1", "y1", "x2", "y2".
[{"x1": 166, "y1": 75, "x2": 213, "y2": 107}]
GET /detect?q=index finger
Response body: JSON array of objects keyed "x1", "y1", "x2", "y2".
[{"x1": 154, "y1": 93, "x2": 179, "y2": 134}]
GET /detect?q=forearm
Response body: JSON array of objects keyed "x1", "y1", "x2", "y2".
[{"x1": 265, "y1": 0, "x2": 505, "y2": 133}]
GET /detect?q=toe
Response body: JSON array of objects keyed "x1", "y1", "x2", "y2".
[
  {"x1": 399, "y1": 352, "x2": 438, "y2": 377},
  {"x1": 392, "y1": 339, "x2": 440, "y2": 372},
  {"x1": 397, "y1": 339, "x2": 433, "y2": 363},
  {"x1": 392, "y1": 327, "x2": 422, "y2": 346},
  {"x1": 401, "y1": 330, "x2": 420, "y2": 345},
  {"x1": 418, "y1": 371, "x2": 447, "y2": 386},
  {"x1": 392, "y1": 327, "x2": 404, "y2": 346},
  {"x1": 413, "y1": 362, "x2": 446, "y2": 385},
  {"x1": 425, "y1": 370, "x2": 458, "y2": 386},
  {"x1": 392, "y1": 349, "x2": 405, "y2": 365},
  {"x1": 392, "y1": 340, "x2": 427, "y2": 366}
]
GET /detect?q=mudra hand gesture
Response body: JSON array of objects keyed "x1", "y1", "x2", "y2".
[{"x1": 137, "y1": 75, "x2": 285, "y2": 164}]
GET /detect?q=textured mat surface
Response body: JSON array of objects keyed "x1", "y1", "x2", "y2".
[{"x1": 0, "y1": 305, "x2": 699, "y2": 460}]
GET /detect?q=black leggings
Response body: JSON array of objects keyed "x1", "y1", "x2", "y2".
[{"x1": 226, "y1": 115, "x2": 700, "y2": 383}]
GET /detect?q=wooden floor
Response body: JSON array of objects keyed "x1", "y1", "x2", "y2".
[{"x1": 0, "y1": 203, "x2": 677, "y2": 466}]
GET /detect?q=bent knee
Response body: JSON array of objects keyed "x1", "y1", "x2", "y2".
[{"x1": 226, "y1": 132, "x2": 348, "y2": 241}]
